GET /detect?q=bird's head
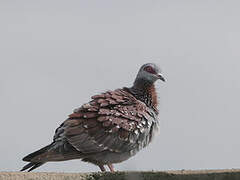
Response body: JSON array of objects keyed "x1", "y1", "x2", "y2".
[{"x1": 136, "y1": 63, "x2": 165, "y2": 83}]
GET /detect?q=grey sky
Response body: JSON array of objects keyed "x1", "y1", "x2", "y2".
[{"x1": 0, "y1": 0, "x2": 240, "y2": 172}]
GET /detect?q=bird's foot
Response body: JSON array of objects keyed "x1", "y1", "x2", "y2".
[
  {"x1": 107, "y1": 164, "x2": 114, "y2": 172},
  {"x1": 99, "y1": 165, "x2": 106, "y2": 172}
]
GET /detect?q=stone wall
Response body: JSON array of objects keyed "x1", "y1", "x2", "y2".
[{"x1": 1, "y1": 169, "x2": 240, "y2": 180}]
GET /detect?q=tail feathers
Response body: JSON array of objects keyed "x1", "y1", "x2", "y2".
[
  {"x1": 22, "y1": 144, "x2": 52, "y2": 162},
  {"x1": 21, "y1": 142, "x2": 85, "y2": 171},
  {"x1": 21, "y1": 144, "x2": 52, "y2": 172},
  {"x1": 21, "y1": 162, "x2": 45, "y2": 172}
]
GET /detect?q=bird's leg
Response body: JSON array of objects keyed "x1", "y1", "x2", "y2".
[
  {"x1": 99, "y1": 165, "x2": 106, "y2": 172},
  {"x1": 107, "y1": 164, "x2": 115, "y2": 172}
]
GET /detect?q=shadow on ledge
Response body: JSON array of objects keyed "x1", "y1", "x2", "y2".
[{"x1": 1, "y1": 169, "x2": 240, "y2": 180}]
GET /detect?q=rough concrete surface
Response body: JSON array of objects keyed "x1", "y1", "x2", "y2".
[{"x1": 1, "y1": 169, "x2": 240, "y2": 180}]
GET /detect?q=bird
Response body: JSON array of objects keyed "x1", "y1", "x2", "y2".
[{"x1": 21, "y1": 63, "x2": 165, "y2": 172}]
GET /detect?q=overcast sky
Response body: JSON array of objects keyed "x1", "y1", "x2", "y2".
[{"x1": 0, "y1": 0, "x2": 240, "y2": 172}]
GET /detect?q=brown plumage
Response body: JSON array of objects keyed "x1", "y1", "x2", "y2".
[{"x1": 21, "y1": 63, "x2": 165, "y2": 172}]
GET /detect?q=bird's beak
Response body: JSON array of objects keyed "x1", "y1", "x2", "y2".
[{"x1": 157, "y1": 73, "x2": 165, "y2": 82}]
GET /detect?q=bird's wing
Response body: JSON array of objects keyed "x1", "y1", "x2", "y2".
[{"x1": 53, "y1": 89, "x2": 156, "y2": 154}]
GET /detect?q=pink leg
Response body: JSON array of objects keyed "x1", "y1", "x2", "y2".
[
  {"x1": 107, "y1": 164, "x2": 115, "y2": 172},
  {"x1": 99, "y1": 165, "x2": 106, "y2": 172}
]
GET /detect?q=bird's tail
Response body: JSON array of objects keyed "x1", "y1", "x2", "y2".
[
  {"x1": 20, "y1": 162, "x2": 45, "y2": 172},
  {"x1": 21, "y1": 143, "x2": 52, "y2": 172},
  {"x1": 21, "y1": 142, "x2": 85, "y2": 171}
]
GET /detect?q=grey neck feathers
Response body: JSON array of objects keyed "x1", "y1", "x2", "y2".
[{"x1": 125, "y1": 78, "x2": 158, "y2": 113}]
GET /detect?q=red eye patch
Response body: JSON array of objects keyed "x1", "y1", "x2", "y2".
[{"x1": 143, "y1": 66, "x2": 156, "y2": 74}]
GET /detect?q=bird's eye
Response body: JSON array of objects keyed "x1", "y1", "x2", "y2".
[{"x1": 143, "y1": 66, "x2": 156, "y2": 74}]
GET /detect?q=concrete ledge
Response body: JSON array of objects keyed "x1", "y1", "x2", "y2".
[{"x1": 1, "y1": 169, "x2": 240, "y2": 180}]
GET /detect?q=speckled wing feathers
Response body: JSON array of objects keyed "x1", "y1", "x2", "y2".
[{"x1": 54, "y1": 89, "x2": 156, "y2": 155}]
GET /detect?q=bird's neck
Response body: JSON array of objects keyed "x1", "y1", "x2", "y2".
[{"x1": 126, "y1": 78, "x2": 158, "y2": 112}]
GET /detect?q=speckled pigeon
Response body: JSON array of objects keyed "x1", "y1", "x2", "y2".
[{"x1": 21, "y1": 63, "x2": 165, "y2": 172}]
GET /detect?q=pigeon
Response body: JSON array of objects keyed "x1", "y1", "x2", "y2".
[{"x1": 21, "y1": 63, "x2": 165, "y2": 172}]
